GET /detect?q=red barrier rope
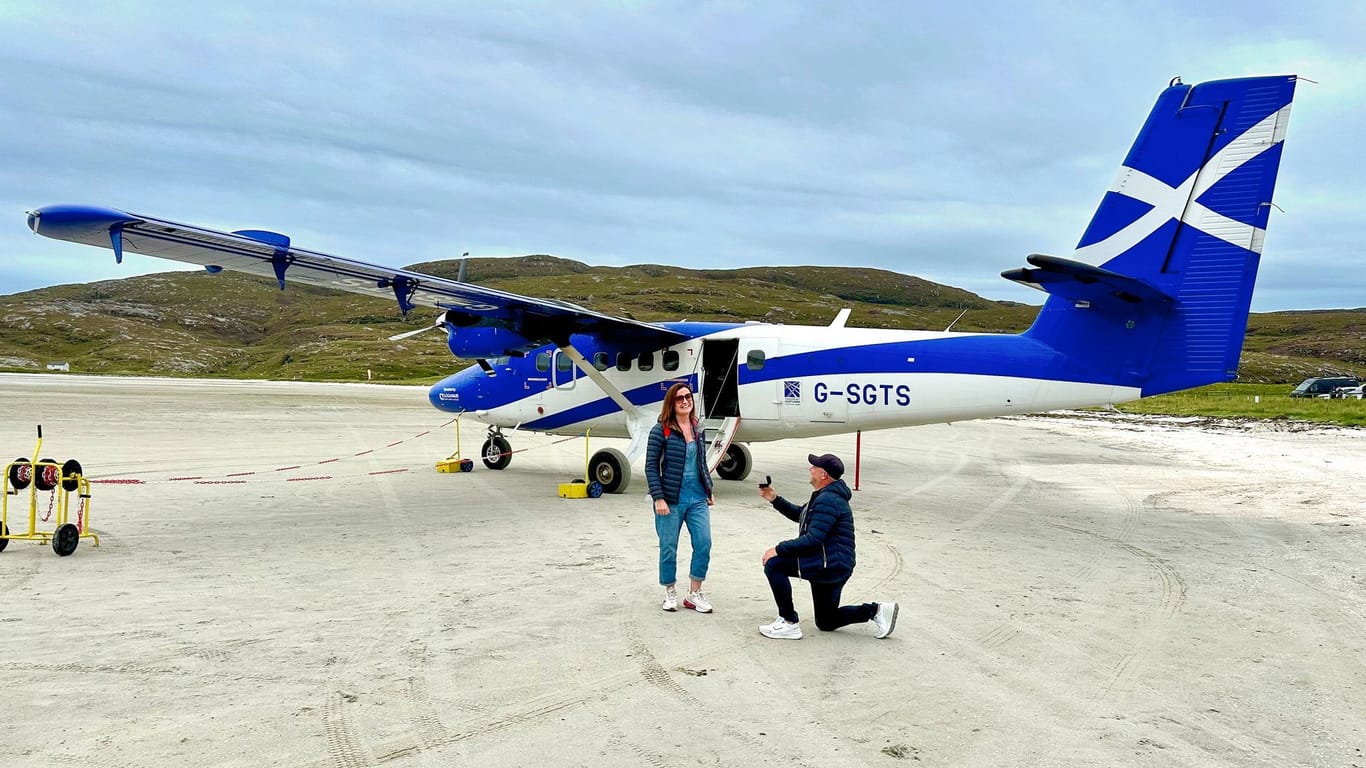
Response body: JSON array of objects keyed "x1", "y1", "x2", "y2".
[{"x1": 78, "y1": 418, "x2": 614, "y2": 487}]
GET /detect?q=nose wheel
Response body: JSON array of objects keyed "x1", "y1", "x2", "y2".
[{"x1": 481, "y1": 429, "x2": 512, "y2": 470}]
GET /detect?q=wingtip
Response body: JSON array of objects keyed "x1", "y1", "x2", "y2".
[{"x1": 26, "y1": 204, "x2": 143, "y2": 239}]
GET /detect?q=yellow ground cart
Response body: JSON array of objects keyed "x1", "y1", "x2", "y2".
[{"x1": 1, "y1": 426, "x2": 97, "y2": 557}]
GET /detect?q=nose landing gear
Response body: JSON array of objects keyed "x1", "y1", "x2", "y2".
[{"x1": 481, "y1": 427, "x2": 512, "y2": 470}]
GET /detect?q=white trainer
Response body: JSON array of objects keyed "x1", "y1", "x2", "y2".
[
  {"x1": 661, "y1": 586, "x2": 678, "y2": 612},
  {"x1": 872, "y1": 601, "x2": 899, "y2": 639},
  {"x1": 758, "y1": 617, "x2": 802, "y2": 640},
  {"x1": 683, "y1": 590, "x2": 713, "y2": 613}
]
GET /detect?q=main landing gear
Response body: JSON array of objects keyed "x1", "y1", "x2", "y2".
[
  {"x1": 716, "y1": 443, "x2": 752, "y2": 481},
  {"x1": 587, "y1": 447, "x2": 630, "y2": 494}
]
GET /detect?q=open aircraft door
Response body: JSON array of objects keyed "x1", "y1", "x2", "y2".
[
  {"x1": 699, "y1": 339, "x2": 739, "y2": 419},
  {"x1": 703, "y1": 415, "x2": 742, "y2": 473}
]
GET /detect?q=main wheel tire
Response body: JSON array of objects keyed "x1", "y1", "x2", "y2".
[
  {"x1": 481, "y1": 436, "x2": 512, "y2": 470},
  {"x1": 52, "y1": 522, "x2": 79, "y2": 557},
  {"x1": 588, "y1": 448, "x2": 631, "y2": 494},
  {"x1": 716, "y1": 443, "x2": 752, "y2": 481}
]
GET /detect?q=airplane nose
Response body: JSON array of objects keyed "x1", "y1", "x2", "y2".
[
  {"x1": 429, "y1": 372, "x2": 469, "y2": 413},
  {"x1": 429, "y1": 367, "x2": 493, "y2": 414}
]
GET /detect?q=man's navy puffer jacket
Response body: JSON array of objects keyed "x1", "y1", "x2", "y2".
[{"x1": 771, "y1": 479, "x2": 856, "y2": 583}]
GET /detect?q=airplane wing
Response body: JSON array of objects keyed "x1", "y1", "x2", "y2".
[{"x1": 27, "y1": 204, "x2": 687, "y2": 352}]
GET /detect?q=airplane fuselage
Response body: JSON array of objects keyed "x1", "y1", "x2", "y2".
[{"x1": 429, "y1": 321, "x2": 1143, "y2": 443}]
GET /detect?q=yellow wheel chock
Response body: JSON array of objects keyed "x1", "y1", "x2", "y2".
[
  {"x1": 558, "y1": 429, "x2": 602, "y2": 499},
  {"x1": 434, "y1": 414, "x2": 475, "y2": 473}
]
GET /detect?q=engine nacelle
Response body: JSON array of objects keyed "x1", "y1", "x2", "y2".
[{"x1": 446, "y1": 326, "x2": 538, "y2": 358}]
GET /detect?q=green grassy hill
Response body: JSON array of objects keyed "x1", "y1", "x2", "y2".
[{"x1": 2, "y1": 256, "x2": 1361, "y2": 385}]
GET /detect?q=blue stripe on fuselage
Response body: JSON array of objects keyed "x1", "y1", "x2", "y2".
[
  {"x1": 523, "y1": 377, "x2": 696, "y2": 430},
  {"x1": 738, "y1": 335, "x2": 1097, "y2": 385},
  {"x1": 436, "y1": 330, "x2": 1125, "y2": 427}
]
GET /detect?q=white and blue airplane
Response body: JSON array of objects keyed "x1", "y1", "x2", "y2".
[{"x1": 28, "y1": 74, "x2": 1299, "y2": 494}]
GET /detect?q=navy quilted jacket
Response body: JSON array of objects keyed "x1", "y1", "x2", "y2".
[
  {"x1": 771, "y1": 479, "x2": 856, "y2": 583},
  {"x1": 644, "y1": 421, "x2": 713, "y2": 504}
]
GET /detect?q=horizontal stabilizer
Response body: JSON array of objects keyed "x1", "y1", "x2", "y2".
[{"x1": 1002, "y1": 253, "x2": 1175, "y2": 306}]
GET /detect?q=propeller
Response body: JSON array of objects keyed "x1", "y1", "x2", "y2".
[
  {"x1": 389, "y1": 254, "x2": 467, "y2": 340},
  {"x1": 389, "y1": 315, "x2": 445, "y2": 342}
]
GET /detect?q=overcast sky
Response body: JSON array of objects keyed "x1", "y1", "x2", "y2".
[{"x1": 3, "y1": 1, "x2": 1362, "y2": 312}]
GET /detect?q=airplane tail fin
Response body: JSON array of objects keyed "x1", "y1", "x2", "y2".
[{"x1": 1005, "y1": 75, "x2": 1298, "y2": 396}]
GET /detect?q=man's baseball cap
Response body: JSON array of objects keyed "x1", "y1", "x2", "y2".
[{"x1": 807, "y1": 453, "x2": 845, "y2": 479}]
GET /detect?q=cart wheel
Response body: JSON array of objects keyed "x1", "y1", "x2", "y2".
[
  {"x1": 587, "y1": 481, "x2": 604, "y2": 498},
  {"x1": 52, "y1": 523, "x2": 79, "y2": 557},
  {"x1": 459, "y1": 458, "x2": 474, "y2": 473},
  {"x1": 8, "y1": 458, "x2": 31, "y2": 491},
  {"x1": 0, "y1": 521, "x2": 9, "y2": 553},
  {"x1": 62, "y1": 459, "x2": 83, "y2": 492}
]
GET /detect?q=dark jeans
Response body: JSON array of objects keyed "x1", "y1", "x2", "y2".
[{"x1": 764, "y1": 555, "x2": 877, "y2": 630}]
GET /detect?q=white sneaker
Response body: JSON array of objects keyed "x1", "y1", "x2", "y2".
[
  {"x1": 759, "y1": 617, "x2": 802, "y2": 640},
  {"x1": 872, "y1": 601, "x2": 899, "y2": 639},
  {"x1": 661, "y1": 586, "x2": 678, "y2": 612},
  {"x1": 683, "y1": 590, "x2": 713, "y2": 613}
]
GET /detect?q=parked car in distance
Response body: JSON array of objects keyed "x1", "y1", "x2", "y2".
[
  {"x1": 1333, "y1": 385, "x2": 1365, "y2": 400},
  {"x1": 1290, "y1": 376, "x2": 1362, "y2": 398}
]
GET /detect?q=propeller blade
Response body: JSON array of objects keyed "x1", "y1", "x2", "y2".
[
  {"x1": 388, "y1": 325, "x2": 437, "y2": 342},
  {"x1": 389, "y1": 309, "x2": 453, "y2": 342}
]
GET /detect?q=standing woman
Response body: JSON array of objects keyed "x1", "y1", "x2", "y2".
[{"x1": 645, "y1": 382, "x2": 715, "y2": 613}]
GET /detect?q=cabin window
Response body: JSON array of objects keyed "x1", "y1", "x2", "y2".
[
  {"x1": 592, "y1": 352, "x2": 610, "y2": 371},
  {"x1": 616, "y1": 353, "x2": 632, "y2": 372},
  {"x1": 638, "y1": 353, "x2": 654, "y2": 372},
  {"x1": 746, "y1": 349, "x2": 767, "y2": 370},
  {"x1": 490, "y1": 356, "x2": 511, "y2": 367},
  {"x1": 662, "y1": 350, "x2": 680, "y2": 371},
  {"x1": 556, "y1": 353, "x2": 574, "y2": 373},
  {"x1": 535, "y1": 351, "x2": 551, "y2": 372}
]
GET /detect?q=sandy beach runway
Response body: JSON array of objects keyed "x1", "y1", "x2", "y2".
[{"x1": 2, "y1": 374, "x2": 1363, "y2": 767}]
